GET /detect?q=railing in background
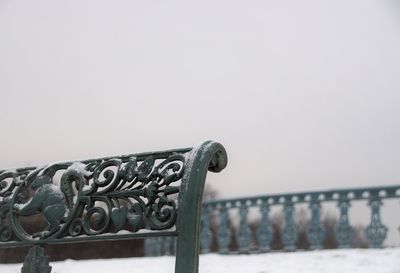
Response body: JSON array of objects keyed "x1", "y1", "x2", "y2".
[{"x1": 144, "y1": 185, "x2": 400, "y2": 256}]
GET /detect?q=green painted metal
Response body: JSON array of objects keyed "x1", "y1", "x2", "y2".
[
  {"x1": 200, "y1": 205, "x2": 212, "y2": 253},
  {"x1": 237, "y1": 201, "x2": 251, "y2": 253},
  {"x1": 216, "y1": 204, "x2": 230, "y2": 253},
  {"x1": 203, "y1": 185, "x2": 400, "y2": 206},
  {"x1": 21, "y1": 245, "x2": 51, "y2": 273},
  {"x1": 175, "y1": 141, "x2": 227, "y2": 273},
  {"x1": 366, "y1": 196, "x2": 387, "y2": 248},
  {"x1": 335, "y1": 196, "x2": 353, "y2": 248},
  {"x1": 0, "y1": 140, "x2": 227, "y2": 273},
  {"x1": 307, "y1": 199, "x2": 324, "y2": 250},
  {"x1": 193, "y1": 184, "x2": 400, "y2": 254},
  {"x1": 256, "y1": 200, "x2": 272, "y2": 252},
  {"x1": 282, "y1": 201, "x2": 297, "y2": 251},
  {"x1": 142, "y1": 185, "x2": 396, "y2": 255}
]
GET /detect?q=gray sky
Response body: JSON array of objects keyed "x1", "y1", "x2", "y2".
[{"x1": 1, "y1": 0, "x2": 400, "y2": 200}]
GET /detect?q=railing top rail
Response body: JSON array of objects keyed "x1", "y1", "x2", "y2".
[{"x1": 203, "y1": 184, "x2": 400, "y2": 207}]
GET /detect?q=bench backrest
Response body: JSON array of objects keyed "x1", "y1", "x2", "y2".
[{"x1": 0, "y1": 140, "x2": 227, "y2": 273}]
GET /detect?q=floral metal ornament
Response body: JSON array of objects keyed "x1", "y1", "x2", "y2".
[
  {"x1": 1, "y1": 154, "x2": 185, "y2": 244},
  {"x1": 0, "y1": 141, "x2": 228, "y2": 273}
]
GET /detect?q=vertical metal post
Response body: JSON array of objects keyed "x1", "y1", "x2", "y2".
[
  {"x1": 335, "y1": 196, "x2": 353, "y2": 248},
  {"x1": 237, "y1": 201, "x2": 250, "y2": 253},
  {"x1": 256, "y1": 200, "x2": 272, "y2": 252},
  {"x1": 282, "y1": 201, "x2": 297, "y2": 251},
  {"x1": 200, "y1": 205, "x2": 212, "y2": 253},
  {"x1": 21, "y1": 245, "x2": 52, "y2": 273},
  {"x1": 217, "y1": 204, "x2": 230, "y2": 254},
  {"x1": 307, "y1": 198, "x2": 325, "y2": 250},
  {"x1": 366, "y1": 194, "x2": 387, "y2": 248}
]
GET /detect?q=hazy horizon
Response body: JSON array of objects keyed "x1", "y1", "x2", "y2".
[{"x1": 1, "y1": 0, "x2": 399, "y2": 200}]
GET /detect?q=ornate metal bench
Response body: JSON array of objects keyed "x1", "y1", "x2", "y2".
[{"x1": 0, "y1": 140, "x2": 227, "y2": 273}]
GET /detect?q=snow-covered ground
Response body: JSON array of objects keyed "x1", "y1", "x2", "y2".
[{"x1": 2, "y1": 248, "x2": 400, "y2": 273}]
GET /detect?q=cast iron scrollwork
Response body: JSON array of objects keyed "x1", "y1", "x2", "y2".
[{"x1": 0, "y1": 152, "x2": 186, "y2": 243}]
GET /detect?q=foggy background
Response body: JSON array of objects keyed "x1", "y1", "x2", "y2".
[{"x1": 1, "y1": 1, "x2": 399, "y2": 200}]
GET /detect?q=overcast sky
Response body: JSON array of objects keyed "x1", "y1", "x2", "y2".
[{"x1": 0, "y1": 0, "x2": 399, "y2": 199}]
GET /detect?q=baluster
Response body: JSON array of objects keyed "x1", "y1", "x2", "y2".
[
  {"x1": 171, "y1": 236, "x2": 177, "y2": 255},
  {"x1": 157, "y1": 237, "x2": 165, "y2": 256},
  {"x1": 145, "y1": 237, "x2": 157, "y2": 256},
  {"x1": 282, "y1": 201, "x2": 297, "y2": 251},
  {"x1": 256, "y1": 200, "x2": 272, "y2": 252},
  {"x1": 366, "y1": 193, "x2": 387, "y2": 248},
  {"x1": 155, "y1": 237, "x2": 163, "y2": 256},
  {"x1": 146, "y1": 237, "x2": 157, "y2": 256},
  {"x1": 217, "y1": 203, "x2": 230, "y2": 254},
  {"x1": 151, "y1": 238, "x2": 157, "y2": 256},
  {"x1": 307, "y1": 198, "x2": 325, "y2": 250},
  {"x1": 21, "y1": 246, "x2": 51, "y2": 273},
  {"x1": 169, "y1": 236, "x2": 176, "y2": 255},
  {"x1": 335, "y1": 196, "x2": 353, "y2": 248},
  {"x1": 164, "y1": 237, "x2": 172, "y2": 256},
  {"x1": 200, "y1": 205, "x2": 212, "y2": 253},
  {"x1": 237, "y1": 201, "x2": 251, "y2": 253},
  {"x1": 144, "y1": 238, "x2": 152, "y2": 256}
]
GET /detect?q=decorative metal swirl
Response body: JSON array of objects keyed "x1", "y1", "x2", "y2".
[{"x1": 0, "y1": 152, "x2": 187, "y2": 243}]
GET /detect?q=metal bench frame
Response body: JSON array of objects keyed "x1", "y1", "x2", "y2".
[{"x1": 0, "y1": 140, "x2": 227, "y2": 273}]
